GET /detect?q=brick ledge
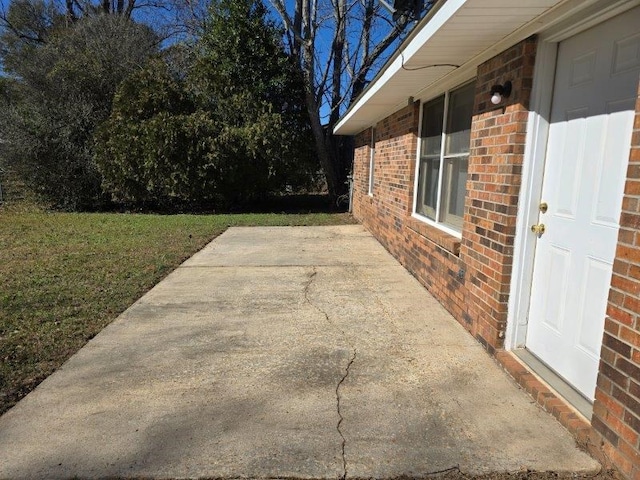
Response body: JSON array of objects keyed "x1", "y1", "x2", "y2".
[
  {"x1": 404, "y1": 216, "x2": 461, "y2": 255},
  {"x1": 495, "y1": 351, "x2": 608, "y2": 467}
]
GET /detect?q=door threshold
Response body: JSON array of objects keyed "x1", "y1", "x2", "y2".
[{"x1": 512, "y1": 349, "x2": 593, "y2": 420}]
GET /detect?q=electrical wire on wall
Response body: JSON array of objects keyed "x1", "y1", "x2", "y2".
[{"x1": 399, "y1": 52, "x2": 459, "y2": 71}]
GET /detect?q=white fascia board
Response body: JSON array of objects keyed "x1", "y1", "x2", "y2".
[{"x1": 333, "y1": 0, "x2": 468, "y2": 135}]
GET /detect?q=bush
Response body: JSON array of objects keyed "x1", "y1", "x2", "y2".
[
  {"x1": 94, "y1": 1, "x2": 320, "y2": 210},
  {"x1": 0, "y1": 13, "x2": 157, "y2": 210}
]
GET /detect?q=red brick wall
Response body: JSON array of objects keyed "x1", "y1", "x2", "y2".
[
  {"x1": 352, "y1": 101, "x2": 467, "y2": 328},
  {"x1": 353, "y1": 129, "x2": 372, "y2": 199},
  {"x1": 460, "y1": 38, "x2": 536, "y2": 352},
  {"x1": 592, "y1": 81, "x2": 640, "y2": 479},
  {"x1": 352, "y1": 37, "x2": 536, "y2": 352}
]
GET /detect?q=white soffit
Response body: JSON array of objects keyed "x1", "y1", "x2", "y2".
[{"x1": 334, "y1": 0, "x2": 564, "y2": 135}]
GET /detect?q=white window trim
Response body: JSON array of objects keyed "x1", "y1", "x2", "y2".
[
  {"x1": 368, "y1": 126, "x2": 375, "y2": 196},
  {"x1": 412, "y1": 80, "x2": 475, "y2": 240}
]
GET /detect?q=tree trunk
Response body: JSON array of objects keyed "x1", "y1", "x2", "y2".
[
  {"x1": 301, "y1": 39, "x2": 340, "y2": 201},
  {"x1": 307, "y1": 97, "x2": 340, "y2": 201},
  {"x1": 329, "y1": 0, "x2": 345, "y2": 128},
  {"x1": 125, "y1": 0, "x2": 135, "y2": 18},
  {"x1": 65, "y1": 0, "x2": 77, "y2": 22},
  {"x1": 267, "y1": 0, "x2": 418, "y2": 202}
]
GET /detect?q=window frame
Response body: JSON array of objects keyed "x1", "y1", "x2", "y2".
[{"x1": 412, "y1": 80, "x2": 476, "y2": 238}]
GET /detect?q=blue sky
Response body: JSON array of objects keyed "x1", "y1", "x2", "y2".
[{"x1": 0, "y1": 0, "x2": 408, "y2": 118}]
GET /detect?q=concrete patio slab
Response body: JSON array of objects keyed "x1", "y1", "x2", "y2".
[{"x1": 0, "y1": 225, "x2": 599, "y2": 479}]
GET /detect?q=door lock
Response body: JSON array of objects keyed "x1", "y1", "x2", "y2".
[
  {"x1": 539, "y1": 202, "x2": 548, "y2": 214},
  {"x1": 531, "y1": 223, "x2": 546, "y2": 235}
]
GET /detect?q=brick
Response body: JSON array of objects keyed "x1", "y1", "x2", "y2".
[
  {"x1": 617, "y1": 245, "x2": 640, "y2": 263},
  {"x1": 607, "y1": 413, "x2": 640, "y2": 445},
  {"x1": 600, "y1": 345, "x2": 618, "y2": 366},
  {"x1": 625, "y1": 180, "x2": 640, "y2": 195},
  {"x1": 620, "y1": 326, "x2": 640, "y2": 348},
  {"x1": 630, "y1": 380, "x2": 640, "y2": 400},
  {"x1": 593, "y1": 415, "x2": 620, "y2": 447},
  {"x1": 622, "y1": 197, "x2": 640, "y2": 213},
  {"x1": 605, "y1": 317, "x2": 621, "y2": 335},
  {"x1": 617, "y1": 439, "x2": 640, "y2": 469},
  {"x1": 604, "y1": 442, "x2": 633, "y2": 478},
  {"x1": 614, "y1": 259, "x2": 631, "y2": 276},
  {"x1": 612, "y1": 274, "x2": 640, "y2": 295},
  {"x1": 609, "y1": 288, "x2": 626, "y2": 306},
  {"x1": 595, "y1": 388, "x2": 625, "y2": 418},
  {"x1": 613, "y1": 386, "x2": 640, "y2": 418},
  {"x1": 616, "y1": 357, "x2": 640, "y2": 381},
  {"x1": 604, "y1": 332, "x2": 633, "y2": 358},
  {"x1": 597, "y1": 374, "x2": 613, "y2": 395},
  {"x1": 619, "y1": 228, "x2": 637, "y2": 245},
  {"x1": 624, "y1": 295, "x2": 640, "y2": 313},
  {"x1": 600, "y1": 360, "x2": 629, "y2": 389},
  {"x1": 608, "y1": 304, "x2": 635, "y2": 326},
  {"x1": 624, "y1": 410, "x2": 640, "y2": 435}
]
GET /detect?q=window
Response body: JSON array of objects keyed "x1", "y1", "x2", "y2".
[
  {"x1": 368, "y1": 127, "x2": 376, "y2": 196},
  {"x1": 415, "y1": 81, "x2": 475, "y2": 233}
]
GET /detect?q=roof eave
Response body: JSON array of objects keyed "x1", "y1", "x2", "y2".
[{"x1": 334, "y1": 0, "x2": 573, "y2": 136}]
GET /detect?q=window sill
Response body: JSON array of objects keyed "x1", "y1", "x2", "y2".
[{"x1": 405, "y1": 216, "x2": 461, "y2": 256}]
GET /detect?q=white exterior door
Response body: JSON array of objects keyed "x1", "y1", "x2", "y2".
[{"x1": 526, "y1": 8, "x2": 640, "y2": 400}]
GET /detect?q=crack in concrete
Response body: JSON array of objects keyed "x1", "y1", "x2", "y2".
[
  {"x1": 336, "y1": 349, "x2": 356, "y2": 480},
  {"x1": 303, "y1": 268, "x2": 353, "y2": 345},
  {"x1": 303, "y1": 267, "x2": 356, "y2": 480}
]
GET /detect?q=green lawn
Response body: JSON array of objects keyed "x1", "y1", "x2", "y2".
[{"x1": 0, "y1": 210, "x2": 355, "y2": 414}]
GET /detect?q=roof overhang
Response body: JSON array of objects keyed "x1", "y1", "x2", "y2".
[{"x1": 334, "y1": 0, "x2": 580, "y2": 135}]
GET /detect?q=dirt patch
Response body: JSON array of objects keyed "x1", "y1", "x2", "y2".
[{"x1": 405, "y1": 469, "x2": 618, "y2": 480}]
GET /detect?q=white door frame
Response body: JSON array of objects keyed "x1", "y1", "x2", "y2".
[
  {"x1": 504, "y1": 0, "x2": 640, "y2": 350},
  {"x1": 504, "y1": 37, "x2": 555, "y2": 350}
]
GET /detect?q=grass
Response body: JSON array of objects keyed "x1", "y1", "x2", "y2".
[{"x1": 0, "y1": 208, "x2": 355, "y2": 415}]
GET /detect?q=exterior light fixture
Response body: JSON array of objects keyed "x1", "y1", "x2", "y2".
[{"x1": 490, "y1": 81, "x2": 512, "y2": 105}]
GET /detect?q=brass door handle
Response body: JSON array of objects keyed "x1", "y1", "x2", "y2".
[{"x1": 531, "y1": 224, "x2": 546, "y2": 235}]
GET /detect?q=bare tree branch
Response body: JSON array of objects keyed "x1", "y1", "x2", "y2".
[
  {"x1": 268, "y1": 0, "x2": 307, "y2": 48},
  {"x1": 65, "y1": 0, "x2": 77, "y2": 22},
  {"x1": 267, "y1": 0, "x2": 420, "y2": 200},
  {"x1": 315, "y1": 46, "x2": 332, "y2": 105},
  {"x1": 359, "y1": 14, "x2": 408, "y2": 75},
  {"x1": 0, "y1": 6, "x2": 49, "y2": 44},
  {"x1": 328, "y1": 0, "x2": 345, "y2": 125}
]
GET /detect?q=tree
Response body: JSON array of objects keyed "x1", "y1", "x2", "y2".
[
  {"x1": 0, "y1": 12, "x2": 158, "y2": 209},
  {"x1": 0, "y1": 0, "x2": 169, "y2": 33},
  {"x1": 0, "y1": 0, "x2": 188, "y2": 74},
  {"x1": 191, "y1": 0, "x2": 318, "y2": 195},
  {"x1": 268, "y1": 0, "x2": 433, "y2": 200},
  {"x1": 94, "y1": 0, "x2": 319, "y2": 209},
  {"x1": 94, "y1": 57, "x2": 219, "y2": 207}
]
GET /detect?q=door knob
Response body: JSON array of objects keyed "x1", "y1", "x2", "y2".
[
  {"x1": 539, "y1": 202, "x2": 548, "y2": 213},
  {"x1": 531, "y1": 224, "x2": 546, "y2": 235}
]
